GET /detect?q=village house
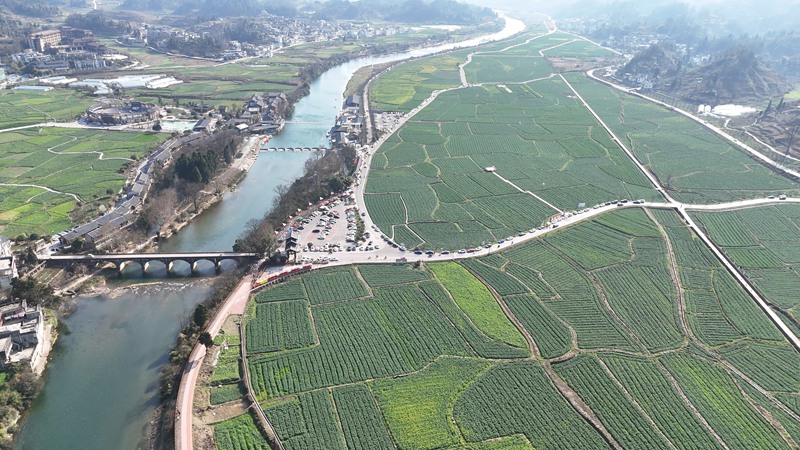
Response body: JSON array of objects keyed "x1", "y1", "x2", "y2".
[
  {"x1": 0, "y1": 299, "x2": 44, "y2": 371},
  {"x1": 0, "y1": 237, "x2": 17, "y2": 292}
]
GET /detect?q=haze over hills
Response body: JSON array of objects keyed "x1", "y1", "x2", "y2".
[{"x1": 621, "y1": 44, "x2": 789, "y2": 103}]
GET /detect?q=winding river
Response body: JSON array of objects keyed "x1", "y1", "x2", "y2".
[{"x1": 14, "y1": 15, "x2": 524, "y2": 450}]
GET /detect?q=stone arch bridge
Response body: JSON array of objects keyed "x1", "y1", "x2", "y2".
[{"x1": 41, "y1": 252, "x2": 259, "y2": 276}]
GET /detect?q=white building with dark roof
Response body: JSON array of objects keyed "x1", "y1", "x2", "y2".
[
  {"x1": 0, "y1": 237, "x2": 17, "y2": 292},
  {"x1": 0, "y1": 300, "x2": 44, "y2": 371}
]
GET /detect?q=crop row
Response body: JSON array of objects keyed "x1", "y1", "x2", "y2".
[
  {"x1": 246, "y1": 301, "x2": 315, "y2": 354},
  {"x1": 249, "y1": 284, "x2": 471, "y2": 399}
]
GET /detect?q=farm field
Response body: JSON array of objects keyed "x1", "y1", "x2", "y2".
[
  {"x1": 0, "y1": 89, "x2": 94, "y2": 130},
  {"x1": 564, "y1": 72, "x2": 800, "y2": 203},
  {"x1": 365, "y1": 75, "x2": 660, "y2": 249},
  {"x1": 0, "y1": 127, "x2": 166, "y2": 237},
  {"x1": 694, "y1": 205, "x2": 800, "y2": 328},
  {"x1": 228, "y1": 207, "x2": 800, "y2": 450},
  {"x1": 99, "y1": 27, "x2": 466, "y2": 105},
  {"x1": 370, "y1": 50, "x2": 470, "y2": 112}
]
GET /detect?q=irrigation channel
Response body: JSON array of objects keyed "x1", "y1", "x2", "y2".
[{"x1": 13, "y1": 16, "x2": 525, "y2": 450}]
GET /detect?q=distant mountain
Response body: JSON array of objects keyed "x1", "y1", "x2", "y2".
[
  {"x1": 0, "y1": 0, "x2": 59, "y2": 18},
  {"x1": 676, "y1": 47, "x2": 789, "y2": 103},
  {"x1": 310, "y1": 0, "x2": 495, "y2": 25}
]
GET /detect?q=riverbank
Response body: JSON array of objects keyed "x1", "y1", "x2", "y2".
[
  {"x1": 13, "y1": 279, "x2": 216, "y2": 450},
  {"x1": 156, "y1": 136, "x2": 262, "y2": 244}
]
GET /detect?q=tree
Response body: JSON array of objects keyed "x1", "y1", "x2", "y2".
[
  {"x1": 10, "y1": 277, "x2": 60, "y2": 307},
  {"x1": 152, "y1": 121, "x2": 162, "y2": 132},
  {"x1": 232, "y1": 219, "x2": 276, "y2": 255},
  {"x1": 193, "y1": 304, "x2": 208, "y2": 328},
  {"x1": 198, "y1": 332, "x2": 214, "y2": 347}
]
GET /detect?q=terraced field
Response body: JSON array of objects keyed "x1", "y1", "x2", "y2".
[
  {"x1": 222, "y1": 209, "x2": 800, "y2": 450},
  {"x1": 0, "y1": 127, "x2": 166, "y2": 236}
]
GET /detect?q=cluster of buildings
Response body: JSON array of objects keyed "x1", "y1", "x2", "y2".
[
  {"x1": 329, "y1": 95, "x2": 364, "y2": 145},
  {"x1": 242, "y1": 93, "x2": 289, "y2": 135},
  {"x1": 0, "y1": 240, "x2": 44, "y2": 372},
  {"x1": 120, "y1": 15, "x2": 413, "y2": 60},
  {"x1": 85, "y1": 100, "x2": 160, "y2": 125},
  {"x1": 12, "y1": 27, "x2": 123, "y2": 75},
  {"x1": 620, "y1": 72, "x2": 655, "y2": 91},
  {"x1": 57, "y1": 138, "x2": 177, "y2": 248},
  {"x1": 0, "y1": 300, "x2": 44, "y2": 372}
]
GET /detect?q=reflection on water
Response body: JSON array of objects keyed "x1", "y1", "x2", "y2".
[{"x1": 14, "y1": 283, "x2": 213, "y2": 450}]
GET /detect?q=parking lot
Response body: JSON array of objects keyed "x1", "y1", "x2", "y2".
[{"x1": 284, "y1": 194, "x2": 389, "y2": 265}]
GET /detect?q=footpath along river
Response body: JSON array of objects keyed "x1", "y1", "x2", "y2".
[{"x1": 14, "y1": 15, "x2": 524, "y2": 449}]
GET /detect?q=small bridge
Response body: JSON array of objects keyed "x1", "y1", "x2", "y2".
[
  {"x1": 41, "y1": 252, "x2": 259, "y2": 276},
  {"x1": 261, "y1": 147, "x2": 328, "y2": 153}
]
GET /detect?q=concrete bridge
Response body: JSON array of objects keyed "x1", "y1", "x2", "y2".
[
  {"x1": 41, "y1": 252, "x2": 259, "y2": 276},
  {"x1": 261, "y1": 147, "x2": 328, "y2": 153}
]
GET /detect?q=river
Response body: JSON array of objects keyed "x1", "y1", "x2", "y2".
[{"x1": 14, "y1": 14, "x2": 525, "y2": 449}]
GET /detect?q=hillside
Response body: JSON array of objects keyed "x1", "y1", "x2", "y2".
[
  {"x1": 677, "y1": 47, "x2": 789, "y2": 103},
  {"x1": 619, "y1": 42, "x2": 684, "y2": 80},
  {"x1": 621, "y1": 44, "x2": 789, "y2": 103}
]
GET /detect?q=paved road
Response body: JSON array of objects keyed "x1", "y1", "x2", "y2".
[{"x1": 175, "y1": 276, "x2": 252, "y2": 450}]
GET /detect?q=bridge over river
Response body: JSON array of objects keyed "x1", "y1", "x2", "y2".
[
  {"x1": 261, "y1": 147, "x2": 328, "y2": 152},
  {"x1": 41, "y1": 252, "x2": 259, "y2": 275}
]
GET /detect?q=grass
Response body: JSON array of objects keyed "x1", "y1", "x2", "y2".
[
  {"x1": 429, "y1": 262, "x2": 527, "y2": 349},
  {"x1": 0, "y1": 89, "x2": 94, "y2": 130},
  {"x1": 0, "y1": 127, "x2": 167, "y2": 236},
  {"x1": 371, "y1": 357, "x2": 490, "y2": 450}
]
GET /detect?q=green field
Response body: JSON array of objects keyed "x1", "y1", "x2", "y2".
[
  {"x1": 365, "y1": 76, "x2": 660, "y2": 249},
  {"x1": 564, "y1": 73, "x2": 800, "y2": 203},
  {"x1": 220, "y1": 22, "x2": 800, "y2": 450},
  {"x1": 429, "y1": 262, "x2": 527, "y2": 348},
  {"x1": 694, "y1": 205, "x2": 800, "y2": 328},
  {"x1": 98, "y1": 27, "x2": 468, "y2": 105},
  {"x1": 370, "y1": 50, "x2": 469, "y2": 112},
  {"x1": 231, "y1": 208, "x2": 800, "y2": 449},
  {"x1": 0, "y1": 89, "x2": 94, "y2": 130},
  {"x1": 0, "y1": 127, "x2": 166, "y2": 236}
]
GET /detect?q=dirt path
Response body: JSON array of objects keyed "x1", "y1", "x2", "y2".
[{"x1": 543, "y1": 361, "x2": 623, "y2": 450}]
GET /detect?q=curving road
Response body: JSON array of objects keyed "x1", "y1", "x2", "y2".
[{"x1": 175, "y1": 276, "x2": 252, "y2": 450}]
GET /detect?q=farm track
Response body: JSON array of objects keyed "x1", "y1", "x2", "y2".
[
  {"x1": 645, "y1": 208, "x2": 691, "y2": 342},
  {"x1": 491, "y1": 172, "x2": 562, "y2": 213},
  {"x1": 595, "y1": 357, "x2": 680, "y2": 450},
  {"x1": 0, "y1": 182, "x2": 82, "y2": 202}
]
